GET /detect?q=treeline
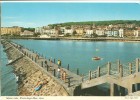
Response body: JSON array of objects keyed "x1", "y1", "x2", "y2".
[
  {"x1": 49, "y1": 20, "x2": 140, "y2": 27},
  {"x1": 21, "y1": 28, "x2": 35, "y2": 32}
]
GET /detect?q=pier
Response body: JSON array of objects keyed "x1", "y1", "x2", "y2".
[{"x1": 1, "y1": 39, "x2": 140, "y2": 96}]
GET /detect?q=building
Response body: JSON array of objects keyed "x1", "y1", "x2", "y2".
[
  {"x1": 39, "y1": 34, "x2": 50, "y2": 38},
  {"x1": 35, "y1": 27, "x2": 44, "y2": 34},
  {"x1": 85, "y1": 30, "x2": 94, "y2": 35},
  {"x1": 119, "y1": 29, "x2": 124, "y2": 38},
  {"x1": 20, "y1": 30, "x2": 34, "y2": 36},
  {"x1": 105, "y1": 30, "x2": 119, "y2": 37},
  {"x1": 134, "y1": 29, "x2": 140, "y2": 37},
  {"x1": 96, "y1": 29, "x2": 105, "y2": 36},
  {"x1": 124, "y1": 29, "x2": 134, "y2": 37},
  {"x1": 1, "y1": 26, "x2": 22, "y2": 35},
  {"x1": 60, "y1": 27, "x2": 66, "y2": 34},
  {"x1": 64, "y1": 29, "x2": 73, "y2": 35},
  {"x1": 75, "y1": 28, "x2": 84, "y2": 36}
]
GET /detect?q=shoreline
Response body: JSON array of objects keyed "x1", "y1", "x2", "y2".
[{"x1": 2, "y1": 37, "x2": 140, "y2": 42}]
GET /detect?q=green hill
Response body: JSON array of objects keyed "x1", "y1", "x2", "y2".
[{"x1": 49, "y1": 20, "x2": 140, "y2": 27}]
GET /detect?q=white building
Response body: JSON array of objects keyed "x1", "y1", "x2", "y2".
[
  {"x1": 39, "y1": 34, "x2": 50, "y2": 38},
  {"x1": 85, "y1": 30, "x2": 93, "y2": 35},
  {"x1": 119, "y1": 29, "x2": 124, "y2": 38},
  {"x1": 35, "y1": 27, "x2": 44, "y2": 34},
  {"x1": 134, "y1": 30, "x2": 140, "y2": 37},
  {"x1": 105, "y1": 30, "x2": 119, "y2": 37},
  {"x1": 96, "y1": 29, "x2": 105, "y2": 36},
  {"x1": 64, "y1": 29, "x2": 73, "y2": 35},
  {"x1": 20, "y1": 30, "x2": 34, "y2": 36},
  {"x1": 60, "y1": 27, "x2": 66, "y2": 34}
]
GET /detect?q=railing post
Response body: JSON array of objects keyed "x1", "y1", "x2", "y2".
[
  {"x1": 68, "y1": 77, "x2": 70, "y2": 87},
  {"x1": 67, "y1": 64, "x2": 69, "y2": 70},
  {"x1": 108, "y1": 62, "x2": 111, "y2": 75},
  {"x1": 97, "y1": 66, "x2": 100, "y2": 77},
  {"x1": 54, "y1": 58, "x2": 55, "y2": 63},
  {"x1": 129, "y1": 63, "x2": 132, "y2": 74},
  {"x1": 32, "y1": 56, "x2": 34, "y2": 60},
  {"x1": 47, "y1": 65, "x2": 49, "y2": 71},
  {"x1": 120, "y1": 65, "x2": 123, "y2": 78},
  {"x1": 136, "y1": 58, "x2": 139, "y2": 72},
  {"x1": 41, "y1": 61, "x2": 43, "y2": 67},
  {"x1": 77, "y1": 68, "x2": 79, "y2": 75},
  {"x1": 118, "y1": 59, "x2": 120, "y2": 73},
  {"x1": 89, "y1": 71, "x2": 92, "y2": 80}
]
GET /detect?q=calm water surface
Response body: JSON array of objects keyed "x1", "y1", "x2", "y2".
[
  {"x1": 0, "y1": 43, "x2": 18, "y2": 96},
  {"x1": 13, "y1": 40, "x2": 140, "y2": 74}
]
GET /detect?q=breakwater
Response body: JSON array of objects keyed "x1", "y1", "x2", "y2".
[{"x1": 1, "y1": 40, "x2": 69, "y2": 96}]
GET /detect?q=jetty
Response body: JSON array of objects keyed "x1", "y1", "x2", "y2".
[{"x1": 1, "y1": 39, "x2": 140, "y2": 96}]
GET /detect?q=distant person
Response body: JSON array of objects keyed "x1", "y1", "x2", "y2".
[
  {"x1": 57, "y1": 60, "x2": 60, "y2": 67},
  {"x1": 63, "y1": 71, "x2": 67, "y2": 83},
  {"x1": 45, "y1": 61, "x2": 47, "y2": 65}
]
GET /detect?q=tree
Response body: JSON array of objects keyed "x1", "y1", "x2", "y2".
[{"x1": 73, "y1": 30, "x2": 77, "y2": 36}]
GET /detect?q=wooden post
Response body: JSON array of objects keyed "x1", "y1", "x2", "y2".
[
  {"x1": 53, "y1": 69, "x2": 56, "y2": 77},
  {"x1": 54, "y1": 58, "x2": 55, "y2": 63},
  {"x1": 68, "y1": 77, "x2": 70, "y2": 87},
  {"x1": 120, "y1": 65, "x2": 123, "y2": 78},
  {"x1": 89, "y1": 71, "x2": 92, "y2": 80},
  {"x1": 129, "y1": 63, "x2": 132, "y2": 74},
  {"x1": 97, "y1": 66, "x2": 100, "y2": 77},
  {"x1": 67, "y1": 64, "x2": 69, "y2": 70},
  {"x1": 77, "y1": 68, "x2": 79, "y2": 75},
  {"x1": 41, "y1": 61, "x2": 43, "y2": 67},
  {"x1": 47, "y1": 65, "x2": 49, "y2": 71},
  {"x1": 108, "y1": 62, "x2": 111, "y2": 75},
  {"x1": 32, "y1": 56, "x2": 34, "y2": 60},
  {"x1": 118, "y1": 59, "x2": 120, "y2": 73},
  {"x1": 136, "y1": 58, "x2": 139, "y2": 72}
]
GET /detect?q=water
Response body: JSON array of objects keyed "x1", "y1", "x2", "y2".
[
  {"x1": 12, "y1": 39, "x2": 140, "y2": 74},
  {"x1": 0, "y1": 43, "x2": 18, "y2": 96}
]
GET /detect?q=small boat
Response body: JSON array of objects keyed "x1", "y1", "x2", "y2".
[{"x1": 92, "y1": 56, "x2": 101, "y2": 60}]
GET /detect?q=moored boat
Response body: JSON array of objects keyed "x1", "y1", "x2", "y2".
[{"x1": 92, "y1": 56, "x2": 101, "y2": 60}]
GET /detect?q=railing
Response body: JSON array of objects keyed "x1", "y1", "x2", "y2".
[{"x1": 82, "y1": 58, "x2": 140, "y2": 82}]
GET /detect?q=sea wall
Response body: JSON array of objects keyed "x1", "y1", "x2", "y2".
[{"x1": 3, "y1": 41, "x2": 69, "y2": 96}]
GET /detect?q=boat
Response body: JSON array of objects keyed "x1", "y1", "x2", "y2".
[{"x1": 92, "y1": 56, "x2": 101, "y2": 60}]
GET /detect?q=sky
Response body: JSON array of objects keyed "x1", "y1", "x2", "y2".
[{"x1": 1, "y1": 2, "x2": 140, "y2": 28}]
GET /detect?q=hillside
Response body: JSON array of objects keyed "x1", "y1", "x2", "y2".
[{"x1": 49, "y1": 20, "x2": 140, "y2": 27}]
